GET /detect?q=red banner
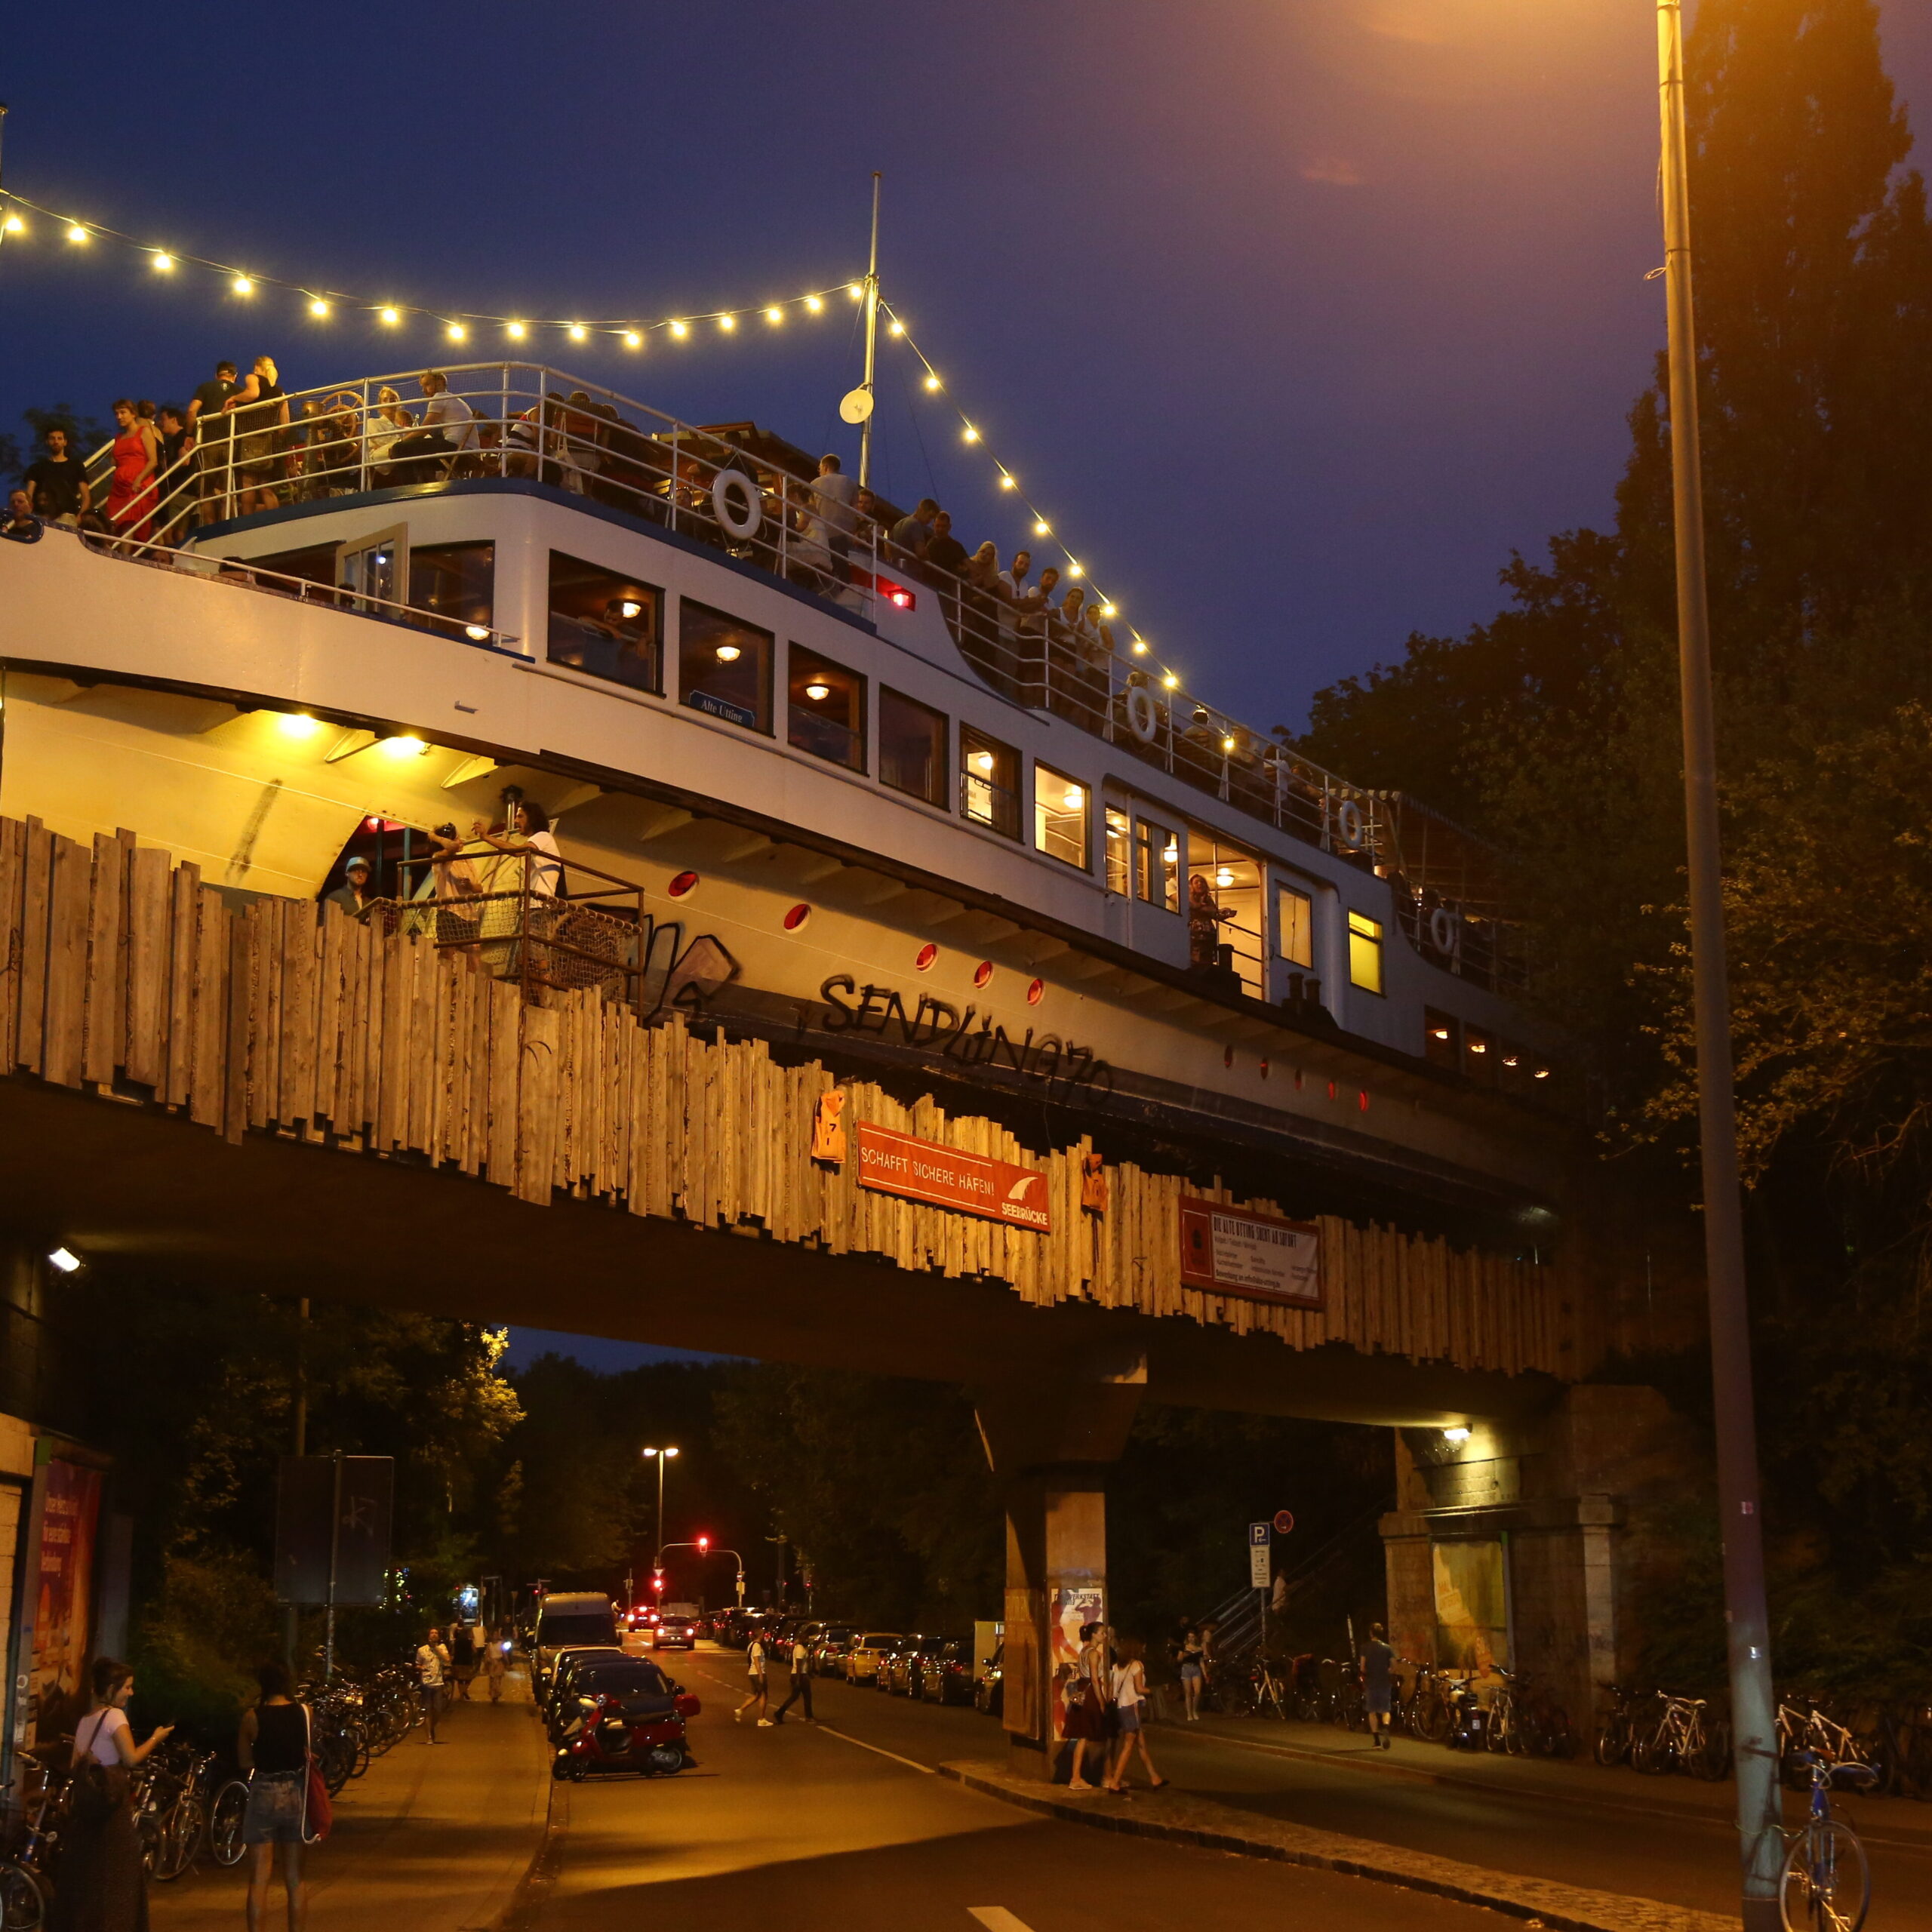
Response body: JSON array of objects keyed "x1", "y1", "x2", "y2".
[
  {"x1": 30, "y1": 1460, "x2": 103, "y2": 1752},
  {"x1": 1179, "y1": 1196, "x2": 1322, "y2": 1306},
  {"x1": 855, "y1": 1122, "x2": 1051, "y2": 1232}
]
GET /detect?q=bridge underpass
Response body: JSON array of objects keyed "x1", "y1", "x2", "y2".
[{"x1": 0, "y1": 811, "x2": 1661, "y2": 1770}]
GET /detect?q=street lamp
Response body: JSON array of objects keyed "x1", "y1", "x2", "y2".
[
  {"x1": 1649, "y1": 8, "x2": 1780, "y2": 1923},
  {"x1": 641, "y1": 1446, "x2": 679, "y2": 1578}
]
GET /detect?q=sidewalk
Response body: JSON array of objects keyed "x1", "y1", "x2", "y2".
[{"x1": 151, "y1": 1675, "x2": 551, "y2": 1932}]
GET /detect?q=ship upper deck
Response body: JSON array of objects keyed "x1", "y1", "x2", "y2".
[{"x1": 9, "y1": 359, "x2": 1545, "y2": 1092}]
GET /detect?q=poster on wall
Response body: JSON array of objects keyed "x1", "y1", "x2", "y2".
[
  {"x1": 1178, "y1": 1197, "x2": 1322, "y2": 1306},
  {"x1": 30, "y1": 1460, "x2": 103, "y2": 1752},
  {"x1": 1431, "y1": 1539, "x2": 1509, "y2": 1675},
  {"x1": 1048, "y1": 1583, "x2": 1104, "y2": 1742}
]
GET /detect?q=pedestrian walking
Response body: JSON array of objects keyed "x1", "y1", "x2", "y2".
[
  {"x1": 1177, "y1": 1623, "x2": 1206, "y2": 1721},
  {"x1": 1105, "y1": 1637, "x2": 1168, "y2": 1792},
  {"x1": 772, "y1": 1632, "x2": 815, "y2": 1724},
  {"x1": 449, "y1": 1623, "x2": 478, "y2": 1700},
  {"x1": 236, "y1": 1660, "x2": 311, "y2": 1932},
  {"x1": 484, "y1": 1626, "x2": 509, "y2": 1703},
  {"x1": 56, "y1": 1657, "x2": 174, "y2": 1932},
  {"x1": 735, "y1": 1634, "x2": 772, "y2": 1726},
  {"x1": 1061, "y1": 1621, "x2": 1111, "y2": 1791},
  {"x1": 415, "y1": 1626, "x2": 451, "y2": 1742},
  {"x1": 1362, "y1": 1621, "x2": 1396, "y2": 1749}
]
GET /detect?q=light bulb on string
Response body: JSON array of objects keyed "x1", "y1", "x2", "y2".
[
  {"x1": 924, "y1": 374, "x2": 940, "y2": 391},
  {"x1": 152, "y1": 252, "x2": 174, "y2": 272},
  {"x1": 447, "y1": 322, "x2": 466, "y2": 343},
  {"x1": 718, "y1": 313, "x2": 735, "y2": 331},
  {"x1": 568, "y1": 323, "x2": 587, "y2": 342},
  {"x1": 309, "y1": 298, "x2": 330, "y2": 318},
  {"x1": 888, "y1": 319, "x2": 904, "y2": 336},
  {"x1": 764, "y1": 306, "x2": 783, "y2": 323},
  {"x1": 961, "y1": 426, "x2": 978, "y2": 444},
  {"x1": 805, "y1": 295, "x2": 823, "y2": 312},
  {"x1": 670, "y1": 320, "x2": 688, "y2": 337},
  {"x1": 624, "y1": 331, "x2": 642, "y2": 348},
  {"x1": 66, "y1": 224, "x2": 88, "y2": 243},
  {"x1": 846, "y1": 282, "x2": 863, "y2": 300},
  {"x1": 1131, "y1": 638, "x2": 1149, "y2": 655},
  {"x1": 1066, "y1": 562, "x2": 1083, "y2": 578},
  {"x1": 380, "y1": 307, "x2": 400, "y2": 325},
  {"x1": 1162, "y1": 673, "x2": 1179, "y2": 690},
  {"x1": 2, "y1": 214, "x2": 24, "y2": 235},
  {"x1": 233, "y1": 275, "x2": 254, "y2": 297},
  {"x1": 1033, "y1": 520, "x2": 1050, "y2": 536},
  {"x1": 506, "y1": 321, "x2": 527, "y2": 340},
  {"x1": 998, "y1": 475, "x2": 1014, "y2": 490}
]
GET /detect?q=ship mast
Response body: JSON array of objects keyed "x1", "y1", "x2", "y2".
[{"x1": 860, "y1": 171, "x2": 882, "y2": 488}]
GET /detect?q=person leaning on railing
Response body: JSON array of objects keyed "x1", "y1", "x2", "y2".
[{"x1": 386, "y1": 371, "x2": 474, "y2": 484}]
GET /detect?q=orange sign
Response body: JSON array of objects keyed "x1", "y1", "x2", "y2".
[
  {"x1": 854, "y1": 1122, "x2": 1052, "y2": 1232},
  {"x1": 1179, "y1": 1196, "x2": 1322, "y2": 1306}
]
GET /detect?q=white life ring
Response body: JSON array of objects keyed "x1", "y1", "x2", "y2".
[
  {"x1": 712, "y1": 469, "x2": 761, "y2": 542},
  {"x1": 1123, "y1": 685, "x2": 1158, "y2": 744},
  {"x1": 1429, "y1": 905, "x2": 1459, "y2": 956},
  {"x1": 1335, "y1": 798, "x2": 1364, "y2": 851}
]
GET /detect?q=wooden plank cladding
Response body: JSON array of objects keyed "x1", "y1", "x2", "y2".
[{"x1": 0, "y1": 816, "x2": 1565, "y2": 1380}]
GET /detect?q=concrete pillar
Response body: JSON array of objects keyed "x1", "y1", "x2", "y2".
[{"x1": 974, "y1": 1352, "x2": 1145, "y2": 1781}]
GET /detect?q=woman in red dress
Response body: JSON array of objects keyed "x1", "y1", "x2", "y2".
[{"x1": 103, "y1": 398, "x2": 158, "y2": 542}]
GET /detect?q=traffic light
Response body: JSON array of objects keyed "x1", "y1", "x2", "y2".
[
  {"x1": 697, "y1": 1535, "x2": 710, "y2": 1554},
  {"x1": 652, "y1": 1570, "x2": 665, "y2": 1593}
]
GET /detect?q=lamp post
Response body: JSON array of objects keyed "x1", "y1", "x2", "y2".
[
  {"x1": 1651, "y1": 6, "x2": 1780, "y2": 1922},
  {"x1": 641, "y1": 1446, "x2": 679, "y2": 1583}
]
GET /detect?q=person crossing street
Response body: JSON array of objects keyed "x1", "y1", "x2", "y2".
[{"x1": 772, "y1": 1632, "x2": 816, "y2": 1724}]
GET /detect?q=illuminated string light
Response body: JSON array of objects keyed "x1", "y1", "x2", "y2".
[
  {"x1": 568, "y1": 323, "x2": 587, "y2": 342},
  {"x1": 924, "y1": 374, "x2": 941, "y2": 391},
  {"x1": 1033, "y1": 519, "x2": 1050, "y2": 536},
  {"x1": 66, "y1": 224, "x2": 88, "y2": 243},
  {"x1": 447, "y1": 322, "x2": 466, "y2": 343},
  {"x1": 624, "y1": 330, "x2": 642, "y2": 348},
  {"x1": 2, "y1": 214, "x2": 24, "y2": 235},
  {"x1": 847, "y1": 281, "x2": 863, "y2": 300},
  {"x1": 961, "y1": 426, "x2": 979, "y2": 443},
  {"x1": 765, "y1": 306, "x2": 783, "y2": 323},
  {"x1": 998, "y1": 475, "x2": 1015, "y2": 490},
  {"x1": 1066, "y1": 562, "x2": 1083, "y2": 578},
  {"x1": 1100, "y1": 604, "x2": 1117, "y2": 618},
  {"x1": 380, "y1": 306, "x2": 400, "y2": 325},
  {"x1": 309, "y1": 297, "x2": 329, "y2": 317},
  {"x1": 670, "y1": 320, "x2": 688, "y2": 338},
  {"x1": 888, "y1": 318, "x2": 904, "y2": 336},
  {"x1": 152, "y1": 251, "x2": 174, "y2": 272},
  {"x1": 718, "y1": 313, "x2": 736, "y2": 331},
  {"x1": 233, "y1": 275, "x2": 254, "y2": 296},
  {"x1": 507, "y1": 321, "x2": 527, "y2": 340},
  {"x1": 806, "y1": 295, "x2": 823, "y2": 312}
]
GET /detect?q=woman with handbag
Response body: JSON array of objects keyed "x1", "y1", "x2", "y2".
[
  {"x1": 235, "y1": 1661, "x2": 313, "y2": 1932},
  {"x1": 57, "y1": 1657, "x2": 173, "y2": 1932},
  {"x1": 1061, "y1": 1621, "x2": 1111, "y2": 1792}
]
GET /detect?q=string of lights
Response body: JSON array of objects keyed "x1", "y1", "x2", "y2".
[
  {"x1": 878, "y1": 299, "x2": 1183, "y2": 697},
  {"x1": 0, "y1": 189, "x2": 863, "y2": 348}
]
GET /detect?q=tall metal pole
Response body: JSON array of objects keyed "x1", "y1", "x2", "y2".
[
  {"x1": 284, "y1": 1296, "x2": 309, "y2": 1666},
  {"x1": 1655, "y1": 8, "x2": 1780, "y2": 1922},
  {"x1": 859, "y1": 171, "x2": 882, "y2": 488}
]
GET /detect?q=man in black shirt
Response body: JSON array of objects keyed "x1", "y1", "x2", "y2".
[
  {"x1": 923, "y1": 509, "x2": 968, "y2": 579},
  {"x1": 22, "y1": 426, "x2": 89, "y2": 525},
  {"x1": 186, "y1": 360, "x2": 240, "y2": 523}
]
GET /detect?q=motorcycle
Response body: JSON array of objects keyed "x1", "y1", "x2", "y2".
[
  {"x1": 552, "y1": 1687, "x2": 701, "y2": 1781},
  {"x1": 1445, "y1": 1678, "x2": 1489, "y2": 1752}
]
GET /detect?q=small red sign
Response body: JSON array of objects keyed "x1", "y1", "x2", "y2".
[
  {"x1": 855, "y1": 1122, "x2": 1051, "y2": 1232},
  {"x1": 1179, "y1": 1196, "x2": 1322, "y2": 1307},
  {"x1": 1274, "y1": 1510, "x2": 1296, "y2": 1537}
]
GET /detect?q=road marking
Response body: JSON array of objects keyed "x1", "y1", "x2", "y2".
[
  {"x1": 815, "y1": 1724, "x2": 937, "y2": 1775},
  {"x1": 968, "y1": 1912, "x2": 1038, "y2": 1931}
]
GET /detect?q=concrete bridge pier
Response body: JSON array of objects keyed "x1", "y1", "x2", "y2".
[{"x1": 975, "y1": 1353, "x2": 1147, "y2": 1783}]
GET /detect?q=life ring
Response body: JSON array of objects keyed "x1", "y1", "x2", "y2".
[
  {"x1": 1429, "y1": 905, "x2": 1459, "y2": 956},
  {"x1": 1335, "y1": 799, "x2": 1364, "y2": 851},
  {"x1": 1123, "y1": 685, "x2": 1158, "y2": 743},
  {"x1": 712, "y1": 469, "x2": 761, "y2": 541}
]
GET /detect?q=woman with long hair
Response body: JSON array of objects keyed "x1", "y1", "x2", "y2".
[
  {"x1": 58, "y1": 1657, "x2": 173, "y2": 1931},
  {"x1": 236, "y1": 1660, "x2": 311, "y2": 1932},
  {"x1": 103, "y1": 399, "x2": 158, "y2": 544},
  {"x1": 1105, "y1": 1635, "x2": 1168, "y2": 1792}
]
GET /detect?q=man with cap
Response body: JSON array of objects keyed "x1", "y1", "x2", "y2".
[{"x1": 325, "y1": 855, "x2": 377, "y2": 920}]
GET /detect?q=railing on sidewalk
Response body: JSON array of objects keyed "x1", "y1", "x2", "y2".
[{"x1": 75, "y1": 361, "x2": 1522, "y2": 984}]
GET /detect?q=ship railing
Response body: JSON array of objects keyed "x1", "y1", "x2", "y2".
[
  {"x1": 25, "y1": 517, "x2": 523, "y2": 655},
  {"x1": 83, "y1": 362, "x2": 894, "y2": 626}
]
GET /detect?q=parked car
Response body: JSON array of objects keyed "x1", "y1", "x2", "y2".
[
  {"x1": 811, "y1": 1625, "x2": 859, "y2": 1675},
  {"x1": 654, "y1": 1604, "x2": 700, "y2": 1651},
  {"x1": 885, "y1": 1635, "x2": 931, "y2": 1696},
  {"x1": 844, "y1": 1632, "x2": 902, "y2": 1684},
  {"x1": 533, "y1": 1594, "x2": 621, "y2": 1689},
  {"x1": 974, "y1": 1642, "x2": 1004, "y2": 1718},
  {"x1": 540, "y1": 1645, "x2": 630, "y2": 1730},
  {"x1": 546, "y1": 1654, "x2": 683, "y2": 1746},
  {"x1": 918, "y1": 1636, "x2": 975, "y2": 1706}
]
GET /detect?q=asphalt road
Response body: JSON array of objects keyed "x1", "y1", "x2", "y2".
[
  {"x1": 553, "y1": 1641, "x2": 1932, "y2": 1932},
  {"x1": 518, "y1": 1643, "x2": 1506, "y2": 1931}
]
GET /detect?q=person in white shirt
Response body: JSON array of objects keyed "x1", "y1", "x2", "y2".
[
  {"x1": 415, "y1": 1625, "x2": 452, "y2": 1742},
  {"x1": 811, "y1": 453, "x2": 860, "y2": 577},
  {"x1": 387, "y1": 371, "x2": 474, "y2": 481},
  {"x1": 736, "y1": 1636, "x2": 772, "y2": 1725},
  {"x1": 1105, "y1": 1634, "x2": 1167, "y2": 1792},
  {"x1": 772, "y1": 1635, "x2": 816, "y2": 1724}
]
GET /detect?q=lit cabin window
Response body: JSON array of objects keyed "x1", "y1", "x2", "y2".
[
  {"x1": 412, "y1": 542, "x2": 496, "y2": 644},
  {"x1": 1348, "y1": 910, "x2": 1384, "y2": 994},
  {"x1": 1034, "y1": 764, "x2": 1088, "y2": 869},
  {"x1": 788, "y1": 647, "x2": 866, "y2": 772},
  {"x1": 1135, "y1": 819, "x2": 1179, "y2": 912},
  {"x1": 879, "y1": 688, "x2": 946, "y2": 806},
  {"x1": 547, "y1": 551, "x2": 660, "y2": 692},
  {"x1": 679, "y1": 601, "x2": 772, "y2": 733},
  {"x1": 960, "y1": 727, "x2": 1020, "y2": 838},
  {"x1": 1276, "y1": 884, "x2": 1313, "y2": 970},
  {"x1": 1103, "y1": 808, "x2": 1131, "y2": 895}
]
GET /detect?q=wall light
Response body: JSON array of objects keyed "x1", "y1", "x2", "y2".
[
  {"x1": 1442, "y1": 1426, "x2": 1472, "y2": 1444},
  {"x1": 47, "y1": 1247, "x2": 81, "y2": 1274},
  {"x1": 464, "y1": 624, "x2": 491, "y2": 641},
  {"x1": 276, "y1": 713, "x2": 321, "y2": 740},
  {"x1": 382, "y1": 734, "x2": 427, "y2": 758},
  {"x1": 618, "y1": 600, "x2": 643, "y2": 620},
  {"x1": 804, "y1": 681, "x2": 830, "y2": 701},
  {"x1": 715, "y1": 643, "x2": 741, "y2": 663}
]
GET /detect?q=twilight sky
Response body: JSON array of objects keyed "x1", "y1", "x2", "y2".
[{"x1": 4, "y1": 2, "x2": 1928, "y2": 740}]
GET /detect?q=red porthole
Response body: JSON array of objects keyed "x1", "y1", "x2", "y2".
[
  {"x1": 1358, "y1": 1089, "x2": 1370, "y2": 1112},
  {"x1": 915, "y1": 943, "x2": 938, "y2": 972},
  {"x1": 973, "y1": 961, "x2": 993, "y2": 989},
  {"x1": 1026, "y1": 978, "x2": 1044, "y2": 1006},
  {"x1": 783, "y1": 903, "x2": 811, "y2": 931},
  {"x1": 667, "y1": 870, "x2": 699, "y2": 899},
  {"x1": 1260, "y1": 1058, "x2": 1269, "y2": 1078},
  {"x1": 1223, "y1": 1045, "x2": 1234, "y2": 1069}
]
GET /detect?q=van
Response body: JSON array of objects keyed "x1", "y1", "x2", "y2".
[{"x1": 533, "y1": 1591, "x2": 620, "y2": 1686}]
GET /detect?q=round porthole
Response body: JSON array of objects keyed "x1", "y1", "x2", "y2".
[
  {"x1": 973, "y1": 960, "x2": 994, "y2": 989},
  {"x1": 783, "y1": 903, "x2": 811, "y2": 931},
  {"x1": 1026, "y1": 978, "x2": 1044, "y2": 1006},
  {"x1": 915, "y1": 943, "x2": 938, "y2": 972},
  {"x1": 1223, "y1": 1045, "x2": 1234, "y2": 1069},
  {"x1": 667, "y1": 870, "x2": 699, "y2": 899}
]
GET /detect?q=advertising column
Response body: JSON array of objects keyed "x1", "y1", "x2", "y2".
[{"x1": 12, "y1": 1448, "x2": 106, "y2": 1763}]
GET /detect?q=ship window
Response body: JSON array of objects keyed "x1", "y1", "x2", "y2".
[
  {"x1": 1103, "y1": 808, "x2": 1131, "y2": 896},
  {"x1": 242, "y1": 543, "x2": 337, "y2": 591},
  {"x1": 547, "y1": 552, "x2": 662, "y2": 693},
  {"x1": 1189, "y1": 832, "x2": 1265, "y2": 996},
  {"x1": 413, "y1": 543, "x2": 496, "y2": 643},
  {"x1": 960, "y1": 727, "x2": 1020, "y2": 838},
  {"x1": 788, "y1": 647, "x2": 866, "y2": 772},
  {"x1": 1348, "y1": 910, "x2": 1384, "y2": 995},
  {"x1": 1034, "y1": 764, "x2": 1088, "y2": 870},
  {"x1": 679, "y1": 601, "x2": 772, "y2": 734},
  {"x1": 878, "y1": 688, "x2": 946, "y2": 806},
  {"x1": 1135, "y1": 818, "x2": 1179, "y2": 912},
  {"x1": 1424, "y1": 1007, "x2": 1461, "y2": 1071},
  {"x1": 1277, "y1": 883, "x2": 1314, "y2": 969}
]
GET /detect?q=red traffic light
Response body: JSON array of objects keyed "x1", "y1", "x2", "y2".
[
  {"x1": 652, "y1": 1572, "x2": 665, "y2": 1592},
  {"x1": 697, "y1": 1535, "x2": 710, "y2": 1553}
]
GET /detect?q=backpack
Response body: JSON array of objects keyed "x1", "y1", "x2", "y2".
[{"x1": 69, "y1": 1711, "x2": 131, "y2": 1826}]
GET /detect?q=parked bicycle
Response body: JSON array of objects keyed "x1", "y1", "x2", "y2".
[
  {"x1": 1485, "y1": 1669, "x2": 1577, "y2": 1759},
  {"x1": 1780, "y1": 1749, "x2": 1875, "y2": 1931},
  {"x1": 0, "y1": 1756, "x2": 62, "y2": 1931},
  {"x1": 1631, "y1": 1692, "x2": 1729, "y2": 1781},
  {"x1": 1779, "y1": 1697, "x2": 1872, "y2": 1792}
]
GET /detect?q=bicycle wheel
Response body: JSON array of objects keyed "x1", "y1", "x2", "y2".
[
  {"x1": 0, "y1": 1862, "x2": 45, "y2": 1932},
  {"x1": 1688, "y1": 1720, "x2": 1731, "y2": 1783},
  {"x1": 1594, "y1": 1718, "x2": 1627, "y2": 1767},
  {"x1": 1779, "y1": 1820, "x2": 1869, "y2": 1932},
  {"x1": 1414, "y1": 1689, "x2": 1452, "y2": 1746},
  {"x1": 1631, "y1": 1721, "x2": 1673, "y2": 1775},
  {"x1": 158, "y1": 1794, "x2": 206, "y2": 1880},
  {"x1": 208, "y1": 1779, "x2": 251, "y2": 1867}
]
